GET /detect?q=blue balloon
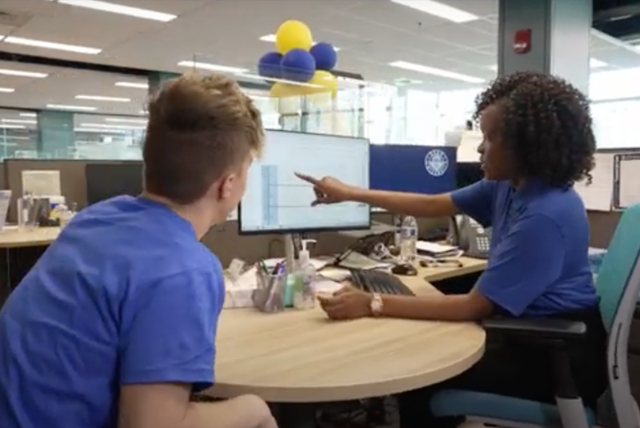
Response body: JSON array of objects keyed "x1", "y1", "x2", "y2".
[
  {"x1": 258, "y1": 51, "x2": 283, "y2": 79},
  {"x1": 280, "y1": 48, "x2": 316, "y2": 82},
  {"x1": 310, "y1": 42, "x2": 337, "y2": 71}
]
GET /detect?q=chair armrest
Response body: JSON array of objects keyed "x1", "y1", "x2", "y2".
[{"x1": 481, "y1": 317, "x2": 587, "y2": 341}]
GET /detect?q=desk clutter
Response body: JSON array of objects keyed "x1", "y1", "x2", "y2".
[{"x1": 222, "y1": 232, "x2": 469, "y2": 313}]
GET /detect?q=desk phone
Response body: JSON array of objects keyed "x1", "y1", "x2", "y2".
[{"x1": 448, "y1": 215, "x2": 491, "y2": 259}]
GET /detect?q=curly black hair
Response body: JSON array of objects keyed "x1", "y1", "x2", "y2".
[{"x1": 473, "y1": 71, "x2": 595, "y2": 187}]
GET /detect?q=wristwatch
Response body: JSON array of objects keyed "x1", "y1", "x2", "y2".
[{"x1": 370, "y1": 292, "x2": 383, "y2": 317}]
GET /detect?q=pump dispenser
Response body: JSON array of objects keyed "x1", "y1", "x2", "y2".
[
  {"x1": 298, "y1": 239, "x2": 316, "y2": 267},
  {"x1": 292, "y1": 239, "x2": 317, "y2": 310}
]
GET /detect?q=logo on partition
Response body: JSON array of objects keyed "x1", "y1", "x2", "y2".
[{"x1": 424, "y1": 149, "x2": 449, "y2": 177}]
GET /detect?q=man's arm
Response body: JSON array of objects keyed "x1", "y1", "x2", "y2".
[
  {"x1": 119, "y1": 384, "x2": 275, "y2": 428},
  {"x1": 117, "y1": 269, "x2": 275, "y2": 428}
]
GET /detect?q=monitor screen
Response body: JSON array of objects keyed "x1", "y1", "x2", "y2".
[
  {"x1": 239, "y1": 130, "x2": 370, "y2": 234},
  {"x1": 85, "y1": 163, "x2": 143, "y2": 205}
]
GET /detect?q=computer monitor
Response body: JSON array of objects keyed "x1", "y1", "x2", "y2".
[
  {"x1": 239, "y1": 130, "x2": 370, "y2": 234},
  {"x1": 370, "y1": 145, "x2": 457, "y2": 194},
  {"x1": 85, "y1": 162, "x2": 143, "y2": 205},
  {"x1": 456, "y1": 162, "x2": 484, "y2": 188}
]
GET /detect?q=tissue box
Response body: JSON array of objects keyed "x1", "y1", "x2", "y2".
[{"x1": 223, "y1": 276, "x2": 257, "y2": 309}]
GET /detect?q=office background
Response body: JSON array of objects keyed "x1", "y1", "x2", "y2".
[{"x1": 0, "y1": 0, "x2": 637, "y2": 250}]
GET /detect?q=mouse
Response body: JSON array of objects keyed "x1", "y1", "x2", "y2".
[{"x1": 391, "y1": 263, "x2": 418, "y2": 276}]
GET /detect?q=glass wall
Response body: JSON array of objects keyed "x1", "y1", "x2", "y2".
[{"x1": 2, "y1": 54, "x2": 640, "y2": 161}]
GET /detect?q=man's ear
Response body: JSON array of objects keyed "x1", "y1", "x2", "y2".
[{"x1": 219, "y1": 173, "x2": 235, "y2": 200}]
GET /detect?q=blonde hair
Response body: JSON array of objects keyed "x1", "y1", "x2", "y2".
[{"x1": 143, "y1": 72, "x2": 264, "y2": 204}]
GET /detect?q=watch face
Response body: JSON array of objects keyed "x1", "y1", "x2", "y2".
[{"x1": 370, "y1": 293, "x2": 383, "y2": 315}]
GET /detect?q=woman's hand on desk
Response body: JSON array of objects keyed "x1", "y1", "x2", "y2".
[
  {"x1": 294, "y1": 172, "x2": 355, "y2": 205},
  {"x1": 318, "y1": 286, "x2": 372, "y2": 320}
]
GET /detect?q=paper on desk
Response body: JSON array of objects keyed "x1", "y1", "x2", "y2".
[
  {"x1": 22, "y1": 170, "x2": 61, "y2": 197},
  {"x1": 574, "y1": 153, "x2": 614, "y2": 212},
  {"x1": 319, "y1": 267, "x2": 352, "y2": 282},
  {"x1": 313, "y1": 279, "x2": 343, "y2": 294},
  {"x1": 416, "y1": 241, "x2": 458, "y2": 254},
  {"x1": 617, "y1": 157, "x2": 640, "y2": 209}
]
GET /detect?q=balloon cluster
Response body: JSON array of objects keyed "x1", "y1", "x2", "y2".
[{"x1": 258, "y1": 20, "x2": 339, "y2": 99}]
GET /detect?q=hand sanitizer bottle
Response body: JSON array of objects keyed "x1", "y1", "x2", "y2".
[{"x1": 293, "y1": 239, "x2": 317, "y2": 310}]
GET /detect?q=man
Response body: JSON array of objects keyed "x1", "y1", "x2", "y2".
[{"x1": 0, "y1": 73, "x2": 276, "y2": 428}]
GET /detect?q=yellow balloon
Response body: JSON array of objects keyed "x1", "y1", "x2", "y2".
[
  {"x1": 275, "y1": 20, "x2": 313, "y2": 54},
  {"x1": 307, "y1": 70, "x2": 338, "y2": 96},
  {"x1": 269, "y1": 82, "x2": 300, "y2": 98},
  {"x1": 269, "y1": 83, "x2": 304, "y2": 114}
]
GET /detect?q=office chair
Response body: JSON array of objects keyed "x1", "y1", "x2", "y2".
[{"x1": 429, "y1": 203, "x2": 640, "y2": 428}]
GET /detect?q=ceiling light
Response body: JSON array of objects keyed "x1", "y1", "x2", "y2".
[
  {"x1": 0, "y1": 124, "x2": 25, "y2": 129},
  {"x1": 104, "y1": 117, "x2": 147, "y2": 124},
  {"x1": 46, "y1": 104, "x2": 98, "y2": 111},
  {"x1": 75, "y1": 128, "x2": 126, "y2": 134},
  {"x1": 80, "y1": 123, "x2": 145, "y2": 129},
  {"x1": 20, "y1": 112, "x2": 37, "y2": 117},
  {"x1": 3, "y1": 36, "x2": 101, "y2": 54},
  {"x1": 177, "y1": 60, "x2": 249, "y2": 74},
  {"x1": 115, "y1": 81, "x2": 148, "y2": 89},
  {"x1": 2, "y1": 119, "x2": 36, "y2": 124},
  {"x1": 390, "y1": 0, "x2": 478, "y2": 23},
  {"x1": 75, "y1": 95, "x2": 130, "y2": 102},
  {"x1": 57, "y1": 0, "x2": 177, "y2": 22},
  {"x1": 259, "y1": 34, "x2": 341, "y2": 51},
  {"x1": 0, "y1": 87, "x2": 14, "y2": 92},
  {"x1": 0, "y1": 68, "x2": 47, "y2": 78},
  {"x1": 389, "y1": 61, "x2": 484, "y2": 83}
]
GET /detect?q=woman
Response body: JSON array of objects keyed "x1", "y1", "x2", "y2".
[{"x1": 296, "y1": 71, "x2": 607, "y2": 428}]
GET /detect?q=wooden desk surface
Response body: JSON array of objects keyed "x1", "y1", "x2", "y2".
[
  {"x1": 421, "y1": 256, "x2": 487, "y2": 282},
  {"x1": 206, "y1": 263, "x2": 487, "y2": 402},
  {"x1": 0, "y1": 227, "x2": 60, "y2": 248}
]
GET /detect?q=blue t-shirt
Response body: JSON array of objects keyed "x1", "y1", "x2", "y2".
[
  {"x1": 0, "y1": 196, "x2": 225, "y2": 428},
  {"x1": 451, "y1": 179, "x2": 598, "y2": 317}
]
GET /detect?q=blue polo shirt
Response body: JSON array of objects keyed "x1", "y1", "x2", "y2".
[
  {"x1": 0, "y1": 196, "x2": 225, "y2": 428},
  {"x1": 452, "y1": 179, "x2": 598, "y2": 317}
]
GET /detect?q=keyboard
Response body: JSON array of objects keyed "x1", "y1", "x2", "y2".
[{"x1": 349, "y1": 269, "x2": 415, "y2": 296}]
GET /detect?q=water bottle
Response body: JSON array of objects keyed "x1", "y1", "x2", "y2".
[{"x1": 399, "y1": 216, "x2": 418, "y2": 262}]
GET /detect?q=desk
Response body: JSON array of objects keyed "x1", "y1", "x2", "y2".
[
  {"x1": 0, "y1": 227, "x2": 60, "y2": 248},
  {"x1": 0, "y1": 227, "x2": 60, "y2": 306},
  {"x1": 206, "y1": 261, "x2": 487, "y2": 403}
]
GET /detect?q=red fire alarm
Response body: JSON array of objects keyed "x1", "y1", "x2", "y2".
[{"x1": 514, "y1": 29, "x2": 532, "y2": 54}]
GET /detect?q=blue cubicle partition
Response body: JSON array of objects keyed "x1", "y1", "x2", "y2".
[{"x1": 370, "y1": 145, "x2": 457, "y2": 194}]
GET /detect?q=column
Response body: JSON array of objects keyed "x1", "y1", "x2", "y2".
[
  {"x1": 148, "y1": 71, "x2": 180, "y2": 96},
  {"x1": 498, "y1": 0, "x2": 591, "y2": 93},
  {"x1": 37, "y1": 110, "x2": 75, "y2": 158}
]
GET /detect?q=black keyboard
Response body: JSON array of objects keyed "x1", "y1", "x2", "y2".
[{"x1": 350, "y1": 269, "x2": 415, "y2": 296}]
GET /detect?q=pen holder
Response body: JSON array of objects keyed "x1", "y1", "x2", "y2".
[{"x1": 252, "y1": 270, "x2": 287, "y2": 313}]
